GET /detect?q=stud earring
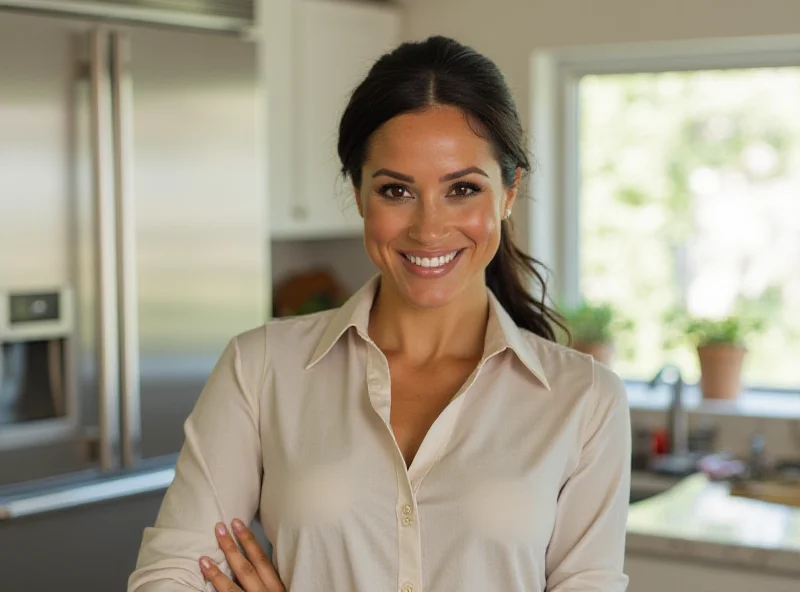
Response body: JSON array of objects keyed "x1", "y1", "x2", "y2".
[{"x1": 504, "y1": 208, "x2": 512, "y2": 220}]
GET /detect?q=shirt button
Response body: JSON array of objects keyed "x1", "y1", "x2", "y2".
[
  {"x1": 402, "y1": 516, "x2": 413, "y2": 526},
  {"x1": 402, "y1": 504, "x2": 412, "y2": 516},
  {"x1": 401, "y1": 584, "x2": 414, "y2": 592}
]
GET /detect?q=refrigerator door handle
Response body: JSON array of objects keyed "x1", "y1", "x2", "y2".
[
  {"x1": 111, "y1": 32, "x2": 142, "y2": 469},
  {"x1": 89, "y1": 28, "x2": 121, "y2": 472}
]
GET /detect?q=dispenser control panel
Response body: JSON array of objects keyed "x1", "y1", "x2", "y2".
[
  {"x1": 9, "y1": 292, "x2": 61, "y2": 325},
  {"x1": 0, "y1": 287, "x2": 73, "y2": 340}
]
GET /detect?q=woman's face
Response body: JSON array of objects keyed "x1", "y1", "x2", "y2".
[{"x1": 354, "y1": 105, "x2": 520, "y2": 310}]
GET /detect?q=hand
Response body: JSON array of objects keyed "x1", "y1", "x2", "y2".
[{"x1": 199, "y1": 519, "x2": 285, "y2": 592}]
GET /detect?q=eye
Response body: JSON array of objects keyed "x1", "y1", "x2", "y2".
[
  {"x1": 448, "y1": 182, "x2": 483, "y2": 198},
  {"x1": 377, "y1": 183, "x2": 412, "y2": 201}
]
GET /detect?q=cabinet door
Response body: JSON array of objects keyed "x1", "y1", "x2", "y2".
[{"x1": 275, "y1": 0, "x2": 400, "y2": 239}]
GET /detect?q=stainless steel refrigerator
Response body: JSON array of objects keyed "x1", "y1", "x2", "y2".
[{"x1": 0, "y1": 2, "x2": 267, "y2": 497}]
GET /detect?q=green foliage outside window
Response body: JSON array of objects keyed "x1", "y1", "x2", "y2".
[{"x1": 580, "y1": 68, "x2": 800, "y2": 388}]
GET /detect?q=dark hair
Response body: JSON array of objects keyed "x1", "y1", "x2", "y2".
[{"x1": 337, "y1": 35, "x2": 567, "y2": 342}]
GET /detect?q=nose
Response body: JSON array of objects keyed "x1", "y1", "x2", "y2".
[{"x1": 408, "y1": 199, "x2": 447, "y2": 244}]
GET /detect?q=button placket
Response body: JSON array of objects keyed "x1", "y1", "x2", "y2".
[{"x1": 396, "y1": 462, "x2": 422, "y2": 592}]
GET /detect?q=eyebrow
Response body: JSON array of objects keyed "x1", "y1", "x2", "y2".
[{"x1": 371, "y1": 166, "x2": 489, "y2": 183}]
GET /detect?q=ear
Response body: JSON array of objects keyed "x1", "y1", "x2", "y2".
[{"x1": 504, "y1": 167, "x2": 522, "y2": 215}]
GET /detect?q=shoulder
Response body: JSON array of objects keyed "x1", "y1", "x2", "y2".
[
  {"x1": 266, "y1": 308, "x2": 339, "y2": 341},
  {"x1": 219, "y1": 309, "x2": 342, "y2": 396},
  {"x1": 520, "y1": 330, "x2": 628, "y2": 413},
  {"x1": 231, "y1": 308, "x2": 340, "y2": 362},
  {"x1": 525, "y1": 332, "x2": 630, "y2": 453}
]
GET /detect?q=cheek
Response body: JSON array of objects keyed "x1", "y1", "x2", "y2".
[
  {"x1": 363, "y1": 203, "x2": 407, "y2": 248},
  {"x1": 460, "y1": 204, "x2": 502, "y2": 249}
]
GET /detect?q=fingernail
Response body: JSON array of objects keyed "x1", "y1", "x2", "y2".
[
  {"x1": 232, "y1": 519, "x2": 245, "y2": 532},
  {"x1": 216, "y1": 522, "x2": 227, "y2": 536},
  {"x1": 200, "y1": 557, "x2": 212, "y2": 570}
]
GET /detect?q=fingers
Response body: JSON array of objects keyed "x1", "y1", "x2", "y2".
[
  {"x1": 199, "y1": 555, "x2": 243, "y2": 592},
  {"x1": 213, "y1": 523, "x2": 267, "y2": 592},
  {"x1": 230, "y1": 520, "x2": 285, "y2": 591}
]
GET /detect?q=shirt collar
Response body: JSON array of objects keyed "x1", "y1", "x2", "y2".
[{"x1": 306, "y1": 274, "x2": 551, "y2": 391}]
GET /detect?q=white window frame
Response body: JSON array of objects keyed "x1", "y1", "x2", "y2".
[{"x1": 528, "y1": 34, "x2": 800, "y2": 309}]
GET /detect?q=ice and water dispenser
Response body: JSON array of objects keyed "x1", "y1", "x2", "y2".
[{"x1": 0, "y1": 288, "x2": 75, "y2": 448}]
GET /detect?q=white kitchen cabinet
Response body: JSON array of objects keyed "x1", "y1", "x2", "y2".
[{"x1": 271, "y1": 0, "x2": 402, "y2": 239}]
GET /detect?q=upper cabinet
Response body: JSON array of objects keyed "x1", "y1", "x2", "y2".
[{"x1": 270, "y1": 0, "x2": 402, "y2": 240}]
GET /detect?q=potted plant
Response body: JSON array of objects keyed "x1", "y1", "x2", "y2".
[
  {"x1": 684, "y1": 315, "x2": 757, "y2": 400},
  {"x1": 560, "y1": 300, "x2": 624, "y2": 366}
]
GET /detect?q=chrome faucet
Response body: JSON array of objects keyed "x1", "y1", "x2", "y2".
[
  {"x1": 748, "y1": 434, "x2": 769, "y2": 480},
  {"x1": 648, "y1": 364, "x2": 689, "y2": 457}
]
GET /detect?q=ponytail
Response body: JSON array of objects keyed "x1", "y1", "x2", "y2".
[{"x1": 485, "y1": 220, "x2": 567, "y2": 342}]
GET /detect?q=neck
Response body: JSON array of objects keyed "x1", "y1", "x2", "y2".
[{"x1": 368, "y1": 277, "x2": 490, "y2": 365}]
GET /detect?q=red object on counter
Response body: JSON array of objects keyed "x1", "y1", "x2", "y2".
[{"x1": 651, "y1": 428, "x2": 669, "y2": 455}]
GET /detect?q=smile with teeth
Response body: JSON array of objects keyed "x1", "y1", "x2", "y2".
[{"x1": 402, "y1": 250, "x2": 461, "y2": 268}]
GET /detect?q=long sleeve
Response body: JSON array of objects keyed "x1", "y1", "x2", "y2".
[
  {"x1": 545, "y1": 361, "x2": 632, "y2": 592},
  {"x1": 128, "y1": 329, "x2": 266, "y2": 591}
]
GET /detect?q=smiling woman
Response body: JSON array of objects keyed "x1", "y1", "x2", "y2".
[{"x1": 128, "y1": 36, "x2": 632, "y2": 592}]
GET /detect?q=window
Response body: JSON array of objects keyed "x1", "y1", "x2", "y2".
[
  {"x1": 578, "y1": 68, "x2": 800, "y2": 390},
  {"x1": 531, "y1": 41, "x2": 800, "y2": 395}
]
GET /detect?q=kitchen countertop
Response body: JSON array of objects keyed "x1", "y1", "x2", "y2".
[{"x1": 626, "y1": 473, "x2": 800, "y2": 576}]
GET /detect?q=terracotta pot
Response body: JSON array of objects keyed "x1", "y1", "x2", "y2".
[
  {"x1": 697, "y1": 343, "x2": 747, "y2": 400},
  {"x1": 572, "y1": 341, "x2": 614, "y2": 366}
]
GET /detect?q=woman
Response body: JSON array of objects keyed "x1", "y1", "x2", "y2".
[{"x1": 129, "y1": 35, "x2": 631, "y2": 592}]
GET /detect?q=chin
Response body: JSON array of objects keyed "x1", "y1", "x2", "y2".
[
  {"x1": 401, "y1": 284, "x2": 459, "y2": 309},
  {"x1": 389, "y1": 272, "x2": 473, "y2": 310}
]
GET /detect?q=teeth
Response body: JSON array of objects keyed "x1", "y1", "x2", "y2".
[{"x1": 404, "y1": 251, "x2": 459, "y2": 268}]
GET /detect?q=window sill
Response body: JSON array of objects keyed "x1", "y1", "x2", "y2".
[{"x1": 625, "y1": 381, "x2": 800, "y2": 420}]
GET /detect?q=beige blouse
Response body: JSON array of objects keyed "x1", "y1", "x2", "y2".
[{"x1": 128, "y1": 276, "x2": 632, "y2": 592}]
